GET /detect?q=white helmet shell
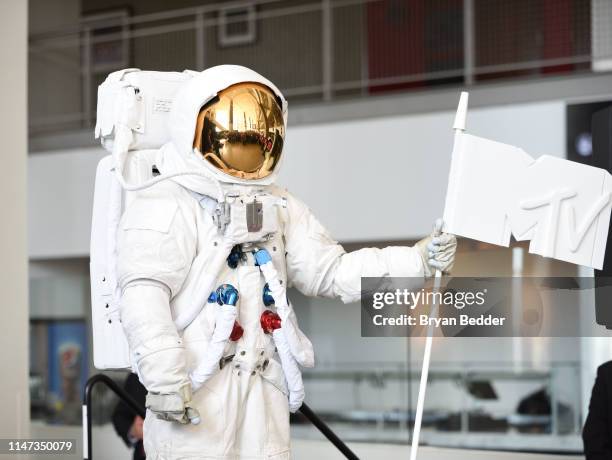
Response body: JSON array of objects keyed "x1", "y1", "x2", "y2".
[{"x1": 169, "y1": 65, "x2": 288, "y2": 185}]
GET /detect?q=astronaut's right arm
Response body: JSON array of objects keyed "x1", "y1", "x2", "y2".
[{"x1": 117, "y1": 189, "x2": 198, "y2": 423}]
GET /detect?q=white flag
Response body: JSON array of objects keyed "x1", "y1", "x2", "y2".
[{"x1": 443, "y1": 94, "x2": 612, "y2": 270}]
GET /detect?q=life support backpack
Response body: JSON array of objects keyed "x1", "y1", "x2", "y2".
[{"x1": 90, "y1": 69, "x2": 195, "y2": 369}]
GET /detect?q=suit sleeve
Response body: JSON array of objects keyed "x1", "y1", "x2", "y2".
[
  {"x1": 116, "y1": 185, "x2": 197, "y2": 394},
  {"x1": 283, "y1": 192, "x2": 425, "y2": 303},
  {"x1": 583, "y1": 364, "x2": 612, "y2": 460}
]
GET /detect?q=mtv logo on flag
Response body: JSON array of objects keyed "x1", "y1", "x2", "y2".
[{"x1": 443, "y1": 93, "x2": 612, "y2": 270}]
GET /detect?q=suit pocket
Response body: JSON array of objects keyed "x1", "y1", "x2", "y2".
[{"x1": 123, "y1": 198, "x2": 178, "y2": 233}]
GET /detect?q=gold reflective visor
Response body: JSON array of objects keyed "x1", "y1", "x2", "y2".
[{"x1": 193, "y1": 82, "x2": 285, "y2": 180}]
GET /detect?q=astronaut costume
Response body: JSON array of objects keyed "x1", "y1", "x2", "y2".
[{"x1": 115, "y1": 65, "x2": 456, "y2": 459}]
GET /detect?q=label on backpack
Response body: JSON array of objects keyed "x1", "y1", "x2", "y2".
[{"x1": 153, "y1": 99, "x2": 173, "y2": 113}]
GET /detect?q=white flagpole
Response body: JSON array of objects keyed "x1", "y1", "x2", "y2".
[
  {"x1": 409, "y1": 271, "x2": 441, "y2": 460},
  {"x1": 409, "y1": 92, "x2": 468, "y2": 460}
]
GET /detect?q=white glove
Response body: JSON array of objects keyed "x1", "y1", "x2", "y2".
[
  {"x1": 145, "y1": 383, "x2": 201, "y2": 425},
  {"x1": 415, "y1": 219, "x2": 457, "y2": 276}
]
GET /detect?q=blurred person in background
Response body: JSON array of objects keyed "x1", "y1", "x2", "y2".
[
  {"x1": 112, "y1": 372, "x2": 147, "y2": 460},
  {"x1": 583, "y1": 360, "x2": 612, "y2": 459}
]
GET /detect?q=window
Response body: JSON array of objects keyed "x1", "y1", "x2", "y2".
[{"x1": 218, "y1": 4, "x2": 257, "y2": 47}]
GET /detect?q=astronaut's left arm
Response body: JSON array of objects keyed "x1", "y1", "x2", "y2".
[{"x1": 283, "y1": 193, "x2": 455, "y2": 303}]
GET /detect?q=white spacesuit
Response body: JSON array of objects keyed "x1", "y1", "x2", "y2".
[{"x1": 116, "y1": 65, "x2": 456, "y2": 459}]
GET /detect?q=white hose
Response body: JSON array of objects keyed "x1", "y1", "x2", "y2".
[
  {"x1": 190, "y1": 304, "x2": 237, "y2": 391},
  {"x1": 272, "y1": 328, "x2": 305, "y2": 413},
  {"x1": 259, "y1": 259, "x2": 314, "y2": 368}
]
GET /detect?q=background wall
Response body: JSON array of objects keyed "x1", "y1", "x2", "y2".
[
  {"x1": 28, "y1": 0, "x2": 81, "y2": 131},
  {"x1": 29, "y1": 148, "x2": 105, "y2": 258},
  {"x1": 281, "y1": 99, "x2": 565, "y2": 241},
  {"x1": 28, "y1": 97, "x2": 565, "y2": 258}
]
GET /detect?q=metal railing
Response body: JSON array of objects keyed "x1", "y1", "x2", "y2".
[{"x1": 29, "y1": 0, "x2": 600, "y2": 135}]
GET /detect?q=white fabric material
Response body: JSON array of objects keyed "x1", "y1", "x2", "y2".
[
  {"x1": 172, "y1": 246, "x2": 231, "y2": 332},
  {"x1": 272, "y1": 329, "x2": 305, "y2": 413},
  {"x1": 117, "y1": 184, "x2": 293, "y2": 458},
  {"x1": 170, "y1": 189, "x2": 287, "y2": 332},
  {"x1": 121, "y1": 283, "x2": 190, "y2": 394},
  {"x1": 190, "y1": 304, "x2": 237, "y2": 391},
  {"x1": 158, "y1": 142, "x2": 224, "y2": 196},
  {"x1": 116, "y1": 180, "x2": 425, "y2": 458},
  {"x1": 329, "y1": 246, "x2": 425, "y2": 303},
  {"x1": 117, "y1": 181, "x2": 197, "y2": 297}
]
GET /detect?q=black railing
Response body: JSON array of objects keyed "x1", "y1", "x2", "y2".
[{"x1": 83, "y1": 373, "x2": 359, "y2": 460}]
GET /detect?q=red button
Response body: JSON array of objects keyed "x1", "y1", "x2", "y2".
[
  {"x1": 230, "y1": 321, "x2": 244, "y2": 341},
  {"x1": 260, "y1": 310, "x2": 281, "y2": 334}
]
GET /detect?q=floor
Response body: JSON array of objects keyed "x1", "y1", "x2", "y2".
[{"x1": 31, "y1": 421, "x2": 583, "y2": 460}]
